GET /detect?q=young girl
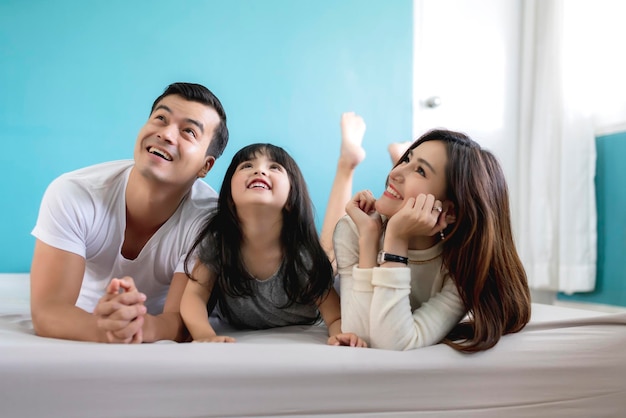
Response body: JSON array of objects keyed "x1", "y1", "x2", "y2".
[
  {"x1": 181, "y1": 143, "x2": 366, "y2": 347},
  {"x1": 334, "y1": 129, "x2": 531, "y2": 352}
]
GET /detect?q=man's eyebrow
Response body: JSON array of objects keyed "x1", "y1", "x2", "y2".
[
  {"x1": 153, "y1": 105, "x2": 204, "y2": 134},
  {"x1": 417, "y1": 157, "x2": 436, "y2": 174},
  {"x1": 186, "y1": 118, "x2": 204, "y2": 134},
  {"x1": 154, "y1": 104, "x2": 172, "y2": 114}
]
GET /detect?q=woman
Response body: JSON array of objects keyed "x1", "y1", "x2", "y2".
[{"x1": 334, "y1": 129, "x2": 531, "y2": 352}]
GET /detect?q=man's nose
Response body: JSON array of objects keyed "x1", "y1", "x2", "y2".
[{"x1": 157, "y1": 124, "x2": 177, "y2": 143}]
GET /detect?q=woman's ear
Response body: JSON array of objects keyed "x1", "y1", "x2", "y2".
[{"x1": 443, "y1": 201, "x2": 456, "y2": 225}]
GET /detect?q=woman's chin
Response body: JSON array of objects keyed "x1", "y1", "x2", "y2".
[{"x1": 374, "y1": 199, "x2": 396, "y2": 218}]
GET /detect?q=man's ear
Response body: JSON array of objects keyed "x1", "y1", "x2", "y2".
[
  {"x1": 443, "y1": 200, "x2": 456, "y2": 225},
  {"x1": 197, "y1": 156, "x2": 216, "y2": 178}
]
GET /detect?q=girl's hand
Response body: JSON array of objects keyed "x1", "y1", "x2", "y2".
[
  {"x1": 327, "y1": 332, "x2": 368, "y2": 348},
  {"x1": 386, "y1": 193, "x2": 447, "y2": 241},
  {"x1": 192, "y1": 336, "x2": 236, "y2": 343},
  {"x1": 345, "y1": 190, "x2": 383, "y2": 237}
]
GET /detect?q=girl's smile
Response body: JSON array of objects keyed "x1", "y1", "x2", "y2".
[{"x1": 231, "y1": 153, "x2": 290, "y2": 212}]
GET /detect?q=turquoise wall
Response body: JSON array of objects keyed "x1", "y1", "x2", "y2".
[
  {"x1": 0, "y1": 0, "x2": 413, "y2": 272},
  {"x1": 558, "y1": 131, "x2": 626, "y2": 306}
]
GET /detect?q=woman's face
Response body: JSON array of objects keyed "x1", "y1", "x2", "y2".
[{"x1": 375, "y1": 140, "x2": 449, "y2": 218}]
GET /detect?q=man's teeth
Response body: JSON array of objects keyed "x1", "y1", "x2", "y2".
[
  {"x1": 386, "y1": 186, "x2": 401, "y2": 199},
  {"x1": 249, "y1": 182, "x2": 269, "y2": 189},
  {"x1": 148, "y1": 146, "x2": 173, "y2": 161}
]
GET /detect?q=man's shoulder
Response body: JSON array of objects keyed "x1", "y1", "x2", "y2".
[
  {"x1": 57, "y1": 160, "x2": 133, "y2": 186},
  {"x1": 187, "y1": 179, "x2": 218, "y2": 209},
  {"x1": 44, "y1": 160, "x2": 131, "y2": 201}
]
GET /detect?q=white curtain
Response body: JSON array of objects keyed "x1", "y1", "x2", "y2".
[{"x1": 517, "y1": 0, "x2": 597, "y2": 293}]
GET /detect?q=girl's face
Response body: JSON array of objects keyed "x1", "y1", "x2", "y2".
[
  {"x1": 231, "y1": 152, "x2": 291, "y2": 212},
  {"x1": 375, "y1": 140, "x2": 449, "y2": 217}
]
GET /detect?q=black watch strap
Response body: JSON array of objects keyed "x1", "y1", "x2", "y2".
[{"x1": 378, "y1": 251, "x2": 408, "y2": 265}]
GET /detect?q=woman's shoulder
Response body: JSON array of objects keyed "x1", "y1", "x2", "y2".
[{"x1": 334, "y1": 215, "x2": 359, "y2": 238}]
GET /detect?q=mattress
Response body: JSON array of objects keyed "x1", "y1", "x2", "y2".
[{"x1": 1, "y1": 273, "x2": 625, "y2": 418}]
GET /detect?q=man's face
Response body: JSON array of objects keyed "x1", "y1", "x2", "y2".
[{"x1": 133, "y1": 94, "x2": 220, "y2": 188}]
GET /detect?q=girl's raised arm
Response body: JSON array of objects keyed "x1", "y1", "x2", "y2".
[{"x1": 180, "y1": 263, "x2": 235, "y2": 343}]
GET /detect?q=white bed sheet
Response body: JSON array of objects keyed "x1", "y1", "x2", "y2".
[{"x1": 1, "y1": 273, "x2": 625, "y2": 418}]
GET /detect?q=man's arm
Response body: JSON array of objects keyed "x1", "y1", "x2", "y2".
[
  {"x1": 31, "y1": 240, "x2": 147, "y2": 343},
  {"x1": 92, "y1": 272, "x2": 188, "y2": 343},
  {"x1": 30, "y1": 239, "x2": 108, "y2": 342}
]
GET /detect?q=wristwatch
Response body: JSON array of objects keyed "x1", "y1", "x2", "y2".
[{"x1": 377, "y1": 250, "x2": 408, "y2": 265}]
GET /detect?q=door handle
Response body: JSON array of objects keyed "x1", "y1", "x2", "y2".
[{"x1": 424, "y1": 96, "x2": 442, "y2": 108}]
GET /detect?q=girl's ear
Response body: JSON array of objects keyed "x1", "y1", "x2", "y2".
[
  {"x1": 197, "y1": 156, "x2": 216, "y2": 178},
  {"x1": 443, "y1": 200, "x2": 456, "y2": 225}
]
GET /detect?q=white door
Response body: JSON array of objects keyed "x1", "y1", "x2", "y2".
[{"x1": 413, "y1": 0, "x2": 522, "y2": 199}]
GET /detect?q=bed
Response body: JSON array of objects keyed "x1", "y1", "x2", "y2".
[{"x1": 1, "y1": 273, "x2": 625, "y2": 418}]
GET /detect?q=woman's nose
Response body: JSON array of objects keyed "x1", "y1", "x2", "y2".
[{"x1": 389, "y1": 165, "x2": 403, "y2": 181}]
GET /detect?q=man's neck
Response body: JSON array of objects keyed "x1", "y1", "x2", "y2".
[{"x1": 125, "y1": 167, "x2": 192, "y2": 232}]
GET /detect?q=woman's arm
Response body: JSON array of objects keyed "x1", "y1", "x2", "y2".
[
  {"x1": 367, "y1": 193, "x2": 463, "y2": 350},
  {"x1": 369, "y1": 271, "x2": 465, "y2": 350},
  {"x1": 333, "y1": 215, "x2": 379, "y2": 344}
]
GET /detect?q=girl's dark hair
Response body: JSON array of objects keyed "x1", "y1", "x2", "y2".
[
  {"x1": 184, "y1": 143, "x2": 334, "y2": 323},
  {"x1": 395, "y1": 130, "x2": 531, "y2": 353}
]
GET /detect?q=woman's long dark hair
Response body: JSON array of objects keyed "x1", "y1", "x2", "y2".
[
  {"x1": 396, "y1": 130, "x2": 531, "y2": 353},
  {"x1": 184, "y1": 143, "x2": 334, "y2": 320}
]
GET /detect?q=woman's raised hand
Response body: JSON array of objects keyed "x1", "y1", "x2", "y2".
[
  {"x1": 345, "y1": 190, "x2": 382, "y2": 237},
  {"x1": 386, "y1": 194, "x2": 446, "y2": 242}
]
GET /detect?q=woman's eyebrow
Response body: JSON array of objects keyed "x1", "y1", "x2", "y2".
[{"x1": 417, "y1": 158, "x2": 436, "y2": 174}]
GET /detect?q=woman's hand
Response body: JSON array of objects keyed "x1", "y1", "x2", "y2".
[
  {"x1": 345, "y1": 190, "x2": 383, "y2": 237},
  {"x1": 386, "y1": 193, "x2": 447, "y2": 242},
  {"x1": 346, "y1": 190, "x2": 383, "y2": 268}
]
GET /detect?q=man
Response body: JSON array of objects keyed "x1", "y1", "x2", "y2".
[{"x1": 30, "y1": 82, "x2": 228, "y2": 343}]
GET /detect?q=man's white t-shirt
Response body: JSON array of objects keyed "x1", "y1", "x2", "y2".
[{"x1": 32, "y1": 160, "x2": 217, "y2": 315}]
